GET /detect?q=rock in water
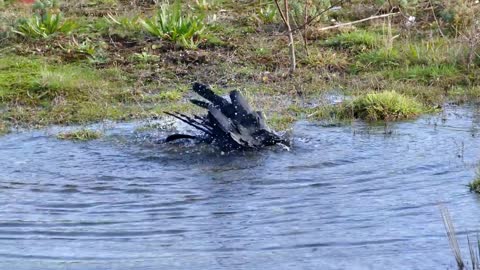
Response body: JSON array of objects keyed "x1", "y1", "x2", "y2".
[{"x1": 165, "y1": 82, "x2": 289, "y2": 151}]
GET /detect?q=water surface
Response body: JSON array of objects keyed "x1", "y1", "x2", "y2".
[{"x1": 0, "y1": 106, "x2": 479, "y2": 270}]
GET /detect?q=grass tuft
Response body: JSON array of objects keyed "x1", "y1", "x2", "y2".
[
  {"x1": 57, "y1": 128, "x2": 102, "y2": 141},
  {"x1": 324, "y1": 30, "x2": 379, "y2": 50},
  {"x1": 468, "y1": 169, "x2": 480, "y2": 193},
  {"x1": 348, "y1": 91, "x2": 425, "y2": 121}
]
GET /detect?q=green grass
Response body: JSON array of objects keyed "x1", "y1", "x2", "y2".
[
  {"x1": 354, "y1": 48, "x2": 401, "y2": 71},
  {"x1": 0, "y1": 55, "x2": 135, "y2": 125},
  {"x1": 468, "y1": 169, "x2": 480, "y2": 193},
  {"x1": 348, "y1": 91, "x2": 425, "y2": 121},
  {"x1": 0, "y1": 55, "x2": 125, "y2": 104},
  {"x1": 57, "y1": 128, "x2": 102, "y2": 141},
  {"x1": 387, "y1": 64, "x2": 463, "y2": 86},
  {"x1": 324, "y1": 30, "x2": 380, "y2": 50}
]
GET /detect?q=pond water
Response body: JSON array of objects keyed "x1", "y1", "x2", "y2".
[{"x1": 0, "y1": 105, "x2": 479, "y2": 270}]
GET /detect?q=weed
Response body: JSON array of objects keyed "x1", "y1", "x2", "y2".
[
  {"x1": 257, "y1": 3, "x2": 277, "y2": 24},
  {"x1": 13, "y1": 11, "x2": 76, "y2": 38},
  {"x1": 468, "y1": 168, "x2": 480, "y2": 193},
  {"x1": 105, "y1": 13, "x2": 142, "y2": 37},
  {"x1": 348, "y1": 91, "x2": 424, "y2": 121},
  {"x1": 140, "y1": 1, "x2": 206, "y2": 49},
  {"x1": 132, "y1": 51, "x2": 160, "y2": 63},
  {"x1": 60, "y1": 37, "x2": 108, "y2": 64},
  {"x1": 57, "y1": 128, "x2": 102, "y2": 141}
]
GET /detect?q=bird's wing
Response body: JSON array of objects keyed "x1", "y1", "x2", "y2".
[
  {"x1": 164, "y1": 111, "x2": 212, "y2": 136},
  {"x1": 229, "y1": 90, "x2": 253, "y2": 115},
  {"x1": 192, "y1": 82, "x2": 230, "y2": 108}
]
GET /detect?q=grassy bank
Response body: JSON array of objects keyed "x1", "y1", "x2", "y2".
[{"x1": 0, "y1": 0, "x2": 479, "y2": 132}]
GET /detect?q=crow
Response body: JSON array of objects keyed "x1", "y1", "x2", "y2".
[{"x1": 165, "y1": 82, "x2": 289, "y2": 151}]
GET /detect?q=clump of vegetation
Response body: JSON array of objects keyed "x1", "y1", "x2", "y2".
[
  {"x1": 13, "y1": 0, "x2": 76, "y2": 38},
  {"x1": 57, "y1": 128, "x2": 102, "y2": 141},
  {"x1": 348, "y1": 91, "x2": 425, "y2": 121},
  {"x1": 388, "y1": 64, "x2": 463, "y2": 86},
  {"x1": 468, "y1": 169, "x2": 480, "y2": 193},
  {"x1": 324, "y1": 30, "x2": 380, "y2": 50},
  {"x1": 0, "y1": 55, "x2": 133, "y2": 125},
  {"x1": 140, "y1": 1, "x2": 205, "y2": 49},
  {"x1": 14, "y1": 11, "x2": 76, "y2": 38},
  {"x1": 0, "y1": 121, "x2": 9, "y2": 135},
  {"x1": 104, "y1": 13, "x2": 142, "y2": 38},
  {"x1": 256, "y1": 3, "x2": 277, "y2": 24}
]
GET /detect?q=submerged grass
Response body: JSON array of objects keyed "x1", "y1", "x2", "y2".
[{"x1": 57, "y1": 128, "x2": 102, "y2": 141}]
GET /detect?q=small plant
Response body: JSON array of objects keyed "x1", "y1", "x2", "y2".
[
  {"x1": 140, "y1": 1, "x2": 205, "y2": 49},
  {"x1": 13, "y1": 11, "x2": 76, "y2": 38},
  {"x1": 61, "y1": 38, "x2": 108, "y2": 64},
  {"x1": 105, "y1": 13, "x2": 142, "y2": 33},
  {"x1": 57, "y1": 129, "x2": 102, "y2": 141},
  {"x1": 348, "y1": 91, "x2": 424, "y2": 121},
  {"x1": 468, "y1": 168, "x2": 480, "y2": 193},
  {"x1": 133, "y1": 51, "x2": 160, "y2": 63},
  {"x1": 257, "y1": 3, "x2": 277, "y2": 24}
]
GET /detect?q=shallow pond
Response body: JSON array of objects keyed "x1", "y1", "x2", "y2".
[{"x1": 0, "y1": 105, "x2": 479, "y2": 270}]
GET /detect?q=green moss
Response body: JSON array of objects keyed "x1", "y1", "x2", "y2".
[
  {"x1": 348, "y1": 91, "x2": 425, "y2": 121},
  {"x1": 57, "y1": 128, "x2": 102, "y2": 141}
]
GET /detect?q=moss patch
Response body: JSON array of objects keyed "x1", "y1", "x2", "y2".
[{"x1": 348, "y1": 91, "x2": 426, "y2": 121}]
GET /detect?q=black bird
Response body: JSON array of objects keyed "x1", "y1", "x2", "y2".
[{"x1": 165, "y1": 82, "x2": 289, "y2": 151}]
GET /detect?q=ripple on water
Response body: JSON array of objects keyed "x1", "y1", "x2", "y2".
[{"x1": 0, "y1": 106, "x2": 479, "y2": 269}]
